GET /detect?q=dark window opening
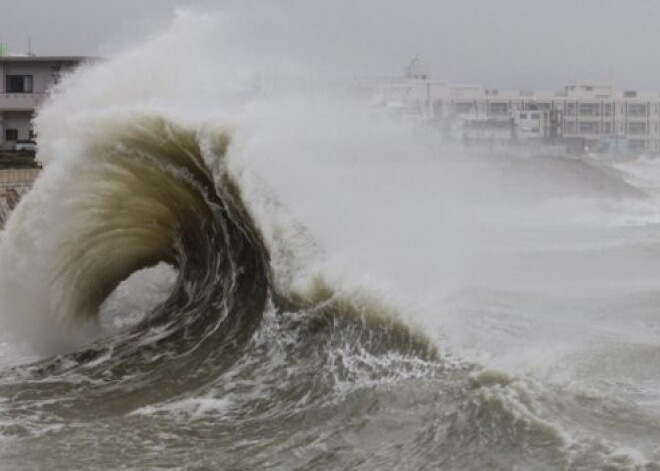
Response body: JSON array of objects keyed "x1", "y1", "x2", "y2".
[
  {"x1": 5, "y1": 75, "x2": 33, "y2": 93},
  {"x1": 5, "y1": 129, "x2": 18, "y2": 141},
  {"x1": 51, "y1": 65, "x2": 62, "y2": 84}
]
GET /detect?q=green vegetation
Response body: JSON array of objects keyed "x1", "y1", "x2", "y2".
[{"x1": 0, "y1": 152, "x2": 40, "y2": 169}]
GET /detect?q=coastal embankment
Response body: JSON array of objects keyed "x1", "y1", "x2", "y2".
[{"x1": 0, "y1": 169, "x2": 40, "y2": 227}]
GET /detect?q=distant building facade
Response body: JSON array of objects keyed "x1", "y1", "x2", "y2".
[
  {"x1": 0, "y1": 55, "x2": 87, "y2": 151},
  {"x1": 376, "y1": 60, "x2": 660, "y2": 153}
]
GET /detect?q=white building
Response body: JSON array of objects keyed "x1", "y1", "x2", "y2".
[
  {"x1": 0, "y1": 55, "x2": 86, "y2": 151},
  {"x1": 376, "y1": 61, "x2": 660, "y2": 153},
  {"x1": 560, "y1": 84, "x2": 660, "y2": 153}
]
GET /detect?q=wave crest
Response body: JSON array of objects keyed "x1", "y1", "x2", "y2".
[{"x1": 0, "y1": 116, "x2": 269, "y2": 355}]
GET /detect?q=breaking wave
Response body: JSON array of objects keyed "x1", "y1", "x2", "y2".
[{"x1": 0, "y1": 114, "x2": 434, "y2": 407}]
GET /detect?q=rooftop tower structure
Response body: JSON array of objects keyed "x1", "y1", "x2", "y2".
[{"x1": 404, "y1": 56, "x2": 429, "y2": 80}]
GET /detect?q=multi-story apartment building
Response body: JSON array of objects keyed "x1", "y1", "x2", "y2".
[
  {"x1": 560, "y1": 84, "x2": 660, "y2": 153},
  {"x1": 377, "y1": 60, "x2": 660, "y2": 153},
  {"x1": 0, "y1": 55, "x2": 86, "y2": 151}
]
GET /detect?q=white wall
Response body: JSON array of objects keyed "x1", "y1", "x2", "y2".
[
  {"x1": 3, "y1": 113, "x2": 32, "y2": 142},
  {"x1": 3, "y1": 62, "x2": 56, "y2": 94}
]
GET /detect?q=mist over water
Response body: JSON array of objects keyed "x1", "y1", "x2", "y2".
[{"x1": 1, "y1": 7, "x2": 660, "y2": 470}]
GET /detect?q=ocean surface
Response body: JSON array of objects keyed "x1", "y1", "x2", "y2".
[{"x1": 2, "y1": 12, "x2": 660, "y2": 470}]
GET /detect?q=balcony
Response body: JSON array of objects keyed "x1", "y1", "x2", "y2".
[
  {"x1": 579, "y1": 109, "x2": 601, "y2": 117},
  {"x1": 0, "y1": 93, "x2": 46, "y2": 112}
]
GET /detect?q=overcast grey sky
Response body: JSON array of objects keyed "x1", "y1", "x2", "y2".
[{"x1": 1, "y1": 0, "x2": 659, "y2": 90}]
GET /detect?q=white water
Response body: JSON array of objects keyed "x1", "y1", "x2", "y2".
[
  {"x1": 2, "y1": 7, "x2": 660, "y2": 465},
  {"x1": 236, "y1": 101, "x2": 660, "y2": 400}
]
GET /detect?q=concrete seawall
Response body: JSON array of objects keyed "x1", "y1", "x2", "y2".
[{"x1": 0, "y1": 169, "x2": 40, "y2": 228}]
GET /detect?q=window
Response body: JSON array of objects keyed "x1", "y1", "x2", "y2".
[
  {"x1": 603, "y1": 104, "x2": 613, "y2": 116},
  {"x1": 51, "y1": 65, "x2": 62, "y2": 84},
  {"x1": 489, "y1": 102, "x2": 508, "y2": 115},
  {"x1": 566, "y1": 103, "x2": 576, "y2": 116},
  {"x1": 627, "y1": 122, "x2": 647, "y2": 135},
  {"x1": 520, "y1": 113, "x2": 527, "y2": 118},
  {"x1": 603, "y1": 122, "x2": 613, "y2": 134},
  {"x1": 579, "y1": 103, "x2": 600, "y2": 116},
  {"x1": 5, "y1": 75, "x2": 33, "y2": 93},
  {"x1": 5, "y1": 129, "x2": 18, "y2": 141},
  {"x1": 579, "y1": 122, "x2": 600, "y2": 134},
  {"x1": 453, "y1": 102, "x2": 473, "y2": 113},
  {"x1": 526, "y1": 102, "x2": 547, "y2": 111},
  {"x1": 628, "y1": 103, "x2": 648, "y2": 117}
]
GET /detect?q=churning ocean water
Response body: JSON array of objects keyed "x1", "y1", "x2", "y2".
[{"x1": 1, "y1": 10, "x2": 660, "y2": 471}]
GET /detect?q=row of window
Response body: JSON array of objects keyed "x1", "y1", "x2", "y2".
[
  {"x1": 4, "y1": 75, "x2": 33, "y2": 93},
  {"x1": 470, "y1": 102, "x2": 659, "y2": 117},
  {"x1": 564, "y1": 122, "x2": 658, "y2": 135},
  {"x1": 565, "y1": 102, "x2": 654, "y2": 117},
  {"x1": 3, "y1": 129, "x2": 36, "y2": 141},
  {"x1": 2, "y1": 65, "x2": 64, "y2": 94}
]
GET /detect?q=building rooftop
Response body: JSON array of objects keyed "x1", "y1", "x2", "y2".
[{"x1": 0, "y1": 55, "x2": 90, "y2": 63}]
